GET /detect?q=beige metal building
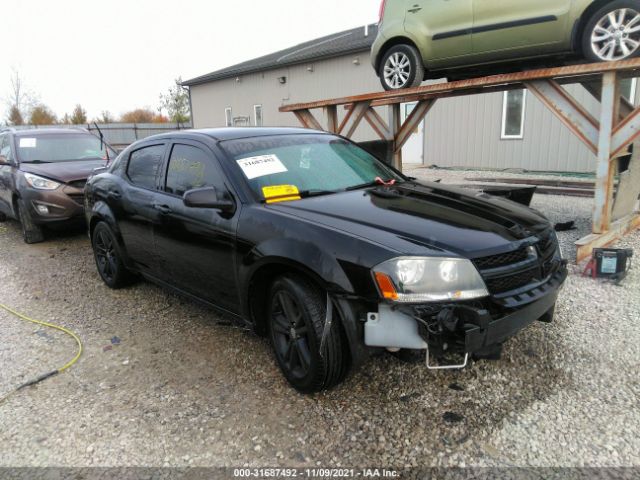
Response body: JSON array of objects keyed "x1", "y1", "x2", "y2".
[{"x1": 184, "y1": 24, "x2": 638, "y2": 173}]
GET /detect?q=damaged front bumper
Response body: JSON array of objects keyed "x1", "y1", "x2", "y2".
[{"x1": 364, "y1": 267, "x2": 567, "y2": 361}]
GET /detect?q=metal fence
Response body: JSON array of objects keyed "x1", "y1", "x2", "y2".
[{"x1": 7, "y1": 122, "x2": 192, "y2": 149}]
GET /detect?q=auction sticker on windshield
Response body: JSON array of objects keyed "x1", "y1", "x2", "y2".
[
  {"x1": 262, "y1": 185, "x2": 301, "y2": 204},
  {"x1": 19, "y1": 138, "x2": 37, "y2": 148},
  {"x1": 237, "y1": 154, "x2": 287, "y2": 180}
]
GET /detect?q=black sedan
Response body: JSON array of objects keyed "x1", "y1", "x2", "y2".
[{"x1": 85, "y1": 128, "x2": 567, "y2": 393}]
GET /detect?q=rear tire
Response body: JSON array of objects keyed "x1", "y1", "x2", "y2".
[
  {"x1": 582, "y1": 0, "x2": 640, "y2": 62},
  {"x1": 16, "y1": 199, "x2": 45, "y2": 244},
  {"x1": 91, "y1": 221, "x2": 133, "y2": 289},
  {"x1": 379, "y1": 44, "x2": 425, "y2": 91},
  {"x1": 268, "y1": 275, "x2": 350, "y2": 393}
]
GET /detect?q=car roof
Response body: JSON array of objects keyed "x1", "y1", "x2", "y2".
[{"x1": 145, "y1": 127, "x2": 328, "y2": 143}]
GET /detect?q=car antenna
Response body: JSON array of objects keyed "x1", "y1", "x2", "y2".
[{"x1": 93, "y1": 122, "x2": 110, "y2": 164}]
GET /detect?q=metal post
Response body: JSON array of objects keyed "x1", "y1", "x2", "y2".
[{"x1": 593, "y1": 72, "x2": 620, "y2": 234}]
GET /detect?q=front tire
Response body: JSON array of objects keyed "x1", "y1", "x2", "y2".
[
  {"x1": 91, "y1": 222, "x2": 133, "y2": 289},
  {"x1": 268, "y1": 275, "x2": 350, "y2": 393},
  {"x1": 582, "y1": 0, "x2": 640, "y2": 62},
  {"x1": 16, "y1": 199, "x2": 45, "y2": 244},
  {"x1": 379, "y1": 44, "x2": 425, "y2": 91}
]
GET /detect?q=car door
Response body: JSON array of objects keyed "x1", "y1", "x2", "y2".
[
  {"x1": 404, "y1": 0, "x2": 474, "y2": 66},
  {"x1": 472, "y1": 0, "x2": 572, "y2": 56},
  {"x1": 152, "y1": 140, "x2": 240, "y2": 314},
  {"x1": 0, "y1": 134, "x2": 16, "y2": 216},
  {"x1": 114, "y1": 142, "x2": 167, "y2": 274}
]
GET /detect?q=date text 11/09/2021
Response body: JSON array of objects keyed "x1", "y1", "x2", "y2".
[{"x1": 233, "y1": 468, "x2": 400, "y2": 478}]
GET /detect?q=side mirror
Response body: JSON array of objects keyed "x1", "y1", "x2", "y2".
[{"x1": 183, "y1": 187, "x2": 235, "y2": 213}]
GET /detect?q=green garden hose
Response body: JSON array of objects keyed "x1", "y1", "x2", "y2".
[{"x1": 0, "y1": 303, "x2": 82, "y2": 404}]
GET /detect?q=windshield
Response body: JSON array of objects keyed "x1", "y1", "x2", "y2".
[
  {"x1": 220, "y1": 134, "x2": 404, "y2": 202},
  {"x1": 16, "y1": 133, "x2": 116, "y2": 163}
]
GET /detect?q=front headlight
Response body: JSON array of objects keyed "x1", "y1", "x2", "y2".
[
  {"x1": 373, "y1": 257, "x2": 489, "y2": 303},
  {"x1": 23, "y1": 173, "x2": 61, "y2": 190}
]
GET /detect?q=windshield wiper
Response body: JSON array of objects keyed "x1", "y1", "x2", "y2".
[
  {"x1": 346, "y1": 179, "x2": 404, "y2": 191},
  {"x1": 21, "y1": 160, "x2": 52, "y2": 164},
  {"x1": 299, "y1": 189, "x2": 338, "y2": 198}
]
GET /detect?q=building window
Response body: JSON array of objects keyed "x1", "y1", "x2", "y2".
[
  {"x1": 225, "y1": 107, "x2": 232, "y2": 127},
  {"x1": 620, "y1": 78, "x2": 637, "y2": 104},
  {"x1": 254, "y1": 105, "x2": 263, "y2": 127},
  {"x1": 501, "y1": 90, "x2": 527, "y2": 140}
]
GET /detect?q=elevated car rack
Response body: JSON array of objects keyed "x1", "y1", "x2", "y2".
[{"x1": 280, "y1": 59, "x2": 640, "y2": 263}]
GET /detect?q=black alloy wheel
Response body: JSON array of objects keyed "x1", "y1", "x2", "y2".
[
  {"x1": 92, "y1": 222, "x2": 132, "y2": 289},
  {"x1": 268, "y1": 275, "x2": 350, "y2": 393},
  {"x1": 270, "y1": 289, "x2": 312, "y2": 380}
]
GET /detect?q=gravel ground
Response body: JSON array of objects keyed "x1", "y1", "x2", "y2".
[{"x1": 0, "y1": 173, "x2": 639, "y2": 470}]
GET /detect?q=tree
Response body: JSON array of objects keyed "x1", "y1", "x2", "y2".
[
  {"x1": 98, "y1": 111, "x2": 114, "y2": 123},
  {"x1": 70, "y1": 104, "x2": 87, "y2": 124},
  {"x1": 159, "y1": 77, "x2": 190, "y2": 124},
  {"x1": 8, "y1": 105, "x2": 24, "y2": 126},
  {"x1": 29, "y1": 104, "x2": 57, "y2": 125},
  {"x1": 4, "y1": 69, "x2": 38, "y2": 125},
  {"x1": 120, "y1": 108, "x2": 168, "y2": 123}
]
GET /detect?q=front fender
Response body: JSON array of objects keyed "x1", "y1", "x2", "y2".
[
  {"x1": 240, "y1": 237, "x2": 356, "y2": 298},
  {"x1": 239, "y1": 240, "x2": 375, "y2": 368}
]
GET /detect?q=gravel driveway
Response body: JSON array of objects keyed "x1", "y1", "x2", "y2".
[{"x1": 0, "y1": 172, "x2": 638, "y2": 470}]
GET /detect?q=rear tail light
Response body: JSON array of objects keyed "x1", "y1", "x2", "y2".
[{"x1": 378, "y1": 0, "x2": 387, "y2": 24}]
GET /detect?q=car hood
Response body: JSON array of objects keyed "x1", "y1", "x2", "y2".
[
  {"x1": 20, "y1": 159, "x2": 108, "y2": 184},
  {"x1": 268, "y1": 181, "x2": 551, "y2": 258}
]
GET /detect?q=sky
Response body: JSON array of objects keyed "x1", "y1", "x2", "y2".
[{"x1": 1, "y1": 0, "x2": 378, "y2": 122}]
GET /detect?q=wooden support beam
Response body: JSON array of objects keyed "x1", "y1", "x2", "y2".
[
  {"x1": 364, "y1": 108, "x2": 392, "y2": 140},
  {"x1": 280, "y1": 58, "x2": 640, "y2": 113},
  {"x1": 526, "y1": 80, "x2": 600, "y2": 154},
  {"x1": 395, "y1": 100, "x2": 436, "y2": 152},
  {"x1": 338, "y1": 102, "x2": 370, "y2": 138},
  {"x1": 325, "y1": 105, "x2": 338, "y2": 133},
  {"x1": 338, "y1": 101, "x2": 371, "y2": 138},
  {"x1": 576, "y1": 213, "x2": 640, "y2": 263},
  {"x1": 293, "y1": 109, "x2": 323, "y2": 131}
]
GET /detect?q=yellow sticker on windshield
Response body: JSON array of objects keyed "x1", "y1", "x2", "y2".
[{"x1": 262, "y1": 185, "x2": 301, "y2": 204}]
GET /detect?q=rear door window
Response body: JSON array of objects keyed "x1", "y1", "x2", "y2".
[
  {"x1": 126, "y1": 144, "x2": 165, "y2": 189},
  {"x1": 164, "y1": 144, "x2": 224, "y2": 196}
]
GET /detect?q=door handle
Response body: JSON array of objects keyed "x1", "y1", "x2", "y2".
[
  {"x1": 153, "y1": 204, "x2": 172, "y2": 215},
  {"x1": 408, "y1": 5, "x2": 422, "y2": 13}
]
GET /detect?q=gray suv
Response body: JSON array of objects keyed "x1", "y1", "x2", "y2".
[{"x1": 0, "y1": 127, "x2": 116, "y2": 243}]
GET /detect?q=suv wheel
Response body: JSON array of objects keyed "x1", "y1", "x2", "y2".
[
  {"x1": 268, "y1": 275, "x2": 350, "y2": 393},
  {"x1": 16, "y1": 199, "x2": 45, "y2": 244},
  {"x1": 379, "y1": 44, "x2": 425, "y2": 91},
  {"x1": 583, "y1": 0, "x2": 640, "y2": 62},
  {"x1": 91, "y1": 222, "x2": 133, "y2": 289}
]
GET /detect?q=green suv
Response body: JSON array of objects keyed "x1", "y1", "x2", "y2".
[{"x1": 372, "y1": 0, "x2": 640, "y2": 90}]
